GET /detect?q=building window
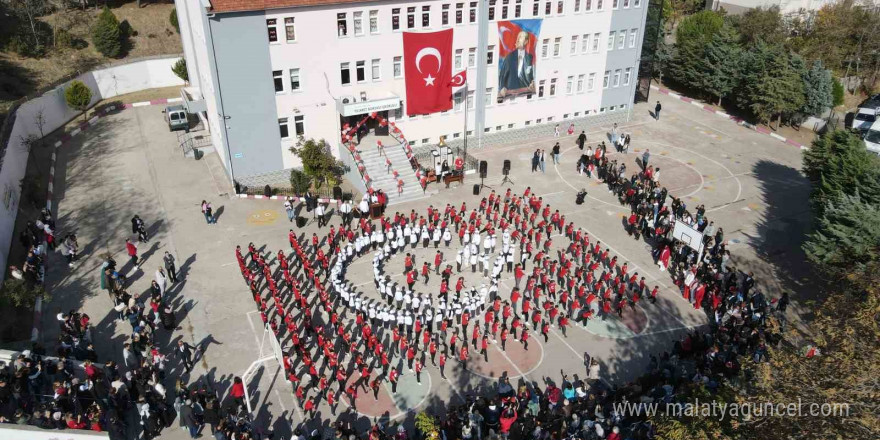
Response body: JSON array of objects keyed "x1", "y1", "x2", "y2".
[
  {"x1": 623, "y1": 67, "x2": 631, "y2": 85},
  {"x1": 553, "y1": 37, "x2": 561, "y2": 57},
  {"x1": 422, "y1": 6, "x2": 431, "y2": 27},
  {"x1": 489, "y1": 0, "x2": 496, "y2": 20},
  {"x1": 502, "y1": 0, "x2": 509, "y2": 18},
  {"x1": 356, "y1": 61, "x2": 366, "y2": 82},
  {"x1": 550, "y1": 78, "x2": 557, "y2": 96},
  {"x1": 337, "y1": 13, "x2": 348, "y2": 37},
  {"x1": 392, "y1": 8, "x2": 400, "y2": 30},
  {"x1": 279, "y1": 118, "x2": 289, "y2": 139},
  {"x1": 372, "y1": 59, "x2": 381, "y2": 81},
  {"x1": 566, "y1": 76, "x2": 573, "y2": 94},
  {"x1": 525, "y1": 120, "x2": 531, "y2": 125},
  {"x1": 544, "y1": 1, "x2": 552, "y2": 15},
  {"x1": 284, "y1": 17, "x2": 296, "y2": 42},
  {"x1": 294, "y1": 115, "x2": 305, "y2": 136},
  {"x1": 515, "y1": 0, "x2": 522, "y2": 17},
  {"x1": 407, "y1": 7, "x2": 416, "y2": 29},
  {"x1": 455, "y1": 49, "x2": 463, "y2": 69},
  {"x1": 576, "y1": 74, "x2": 584, "y2": 92},
  {"x1": 456, "y1": 3, "x2": 464, "y2": 24},
  {"x1": 574, "y1": 0, "x2": 581, "y2": 12},
  {"x1": 467, "y1": 89, "x2": 475, "y2": 109},
  {"x1": 581, "y1": 33, "x2": 589, "y2": 53},
  {"x1": 370, "y1": 10, "x2": 379, "y2": 33},
  {"x1": 353, "y1": 11, "x2": 363, "y2": 36},
  {"x1": 289, "y1": 68, "x2": 301, "y2": 91},
  {"x1": 487, "y1": 45, "x2": 495, "y2": 65},
  {"x1": 541, "y1": 39, "x2": 549, "y2": 58},
  {"x1": 538, "y1": 80, "x2": 545, "y2": 97},
  {"x1": 612, "y1": 0, "x2": 618, "y2": 8},
  {"x1": 532, "y1": 1, "x2": 539, "y2": 16},
  {"x1": 485, "y1": 88, "x2": 493, "y2": 106},
  {"x1": 613, "y1": 69, "x2": 621, "y2": 87},
  {"x1": 267, "y1": 19, "x2": 278, "y2": 43},
  {"x1": 536, "y1": 118, "x2": 542, "y2": 123},
  {"x1": 454, "y1": 91, "x2": 463, "y2": 111},
  {"x1": 469, "y1": 2, "x2": 477, "y2": 23},
  {"x1": 443, "y1": 4, "x2": 450, "y2": 25},
  {"x1": 607, "y1": 31, "x2": 614, "y2": 50},
  {"x1": 508, "y1": 123, "x2": 515, "y2": 128},
  {"x1": 570, "y1": 35, "x2": 578, "y2": 55},
  {"x1": 618, "y1": 30, "x2": 626, "y2": 49},
  {"x1": 629, "y1": 29, "x2": 638, "y2": 48},
  {"x1": 603, "y1": 70, "x2": 609, "y2": 88},
  {"x1": 634, "y1": 0, "x2": 640, "y2": 6},
  {"x1": 588, "y1": 72, "x2": 595, "y2": 90},
  {"x1": 393, "y1": 56, "x2": 402, "y2": 77},
  {"x1": 468, "y1": 48, "x2": 476, "y2": 67},
  {"x1": 597, "y1": 0, "x2": 603, "y2": 9},
  {"x1": 623, "y1": 0, "x2": 629, "y2": 7},
  {"x1": 557, "y1": 0, "x2": 564, "y2": 14},
  {"x1": 340, "y1": 63, "x2": 351, "y2": 85},
  {"x1": 273, "y1": 70, "x2": 284, "y2": 92},
  {"x1": 585, "y1": 0, "x2": 592, "y2": 10},
  {"x1": 593, "y1": 33, "x2": 600, "y2": 52}
]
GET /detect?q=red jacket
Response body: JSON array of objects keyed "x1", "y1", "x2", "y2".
[{"x1": 230, "y1": 382, "x2": 246, "y2": 398}]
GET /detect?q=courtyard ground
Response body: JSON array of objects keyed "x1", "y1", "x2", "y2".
[{"x1": 39, "y1": 90, "x2": 812, "y2": 439}]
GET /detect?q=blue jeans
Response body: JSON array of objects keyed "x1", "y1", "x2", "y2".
[
  {"x1": 188, "y1": 425, "x2": 200, "y2": 438},
  {"x1": 203, "y1": 212, "x2": 212, "y2": 224}
]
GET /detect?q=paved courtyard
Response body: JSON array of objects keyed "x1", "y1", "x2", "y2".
[{"x1": 41, "y1": 91, "x2": 812, "y2": 439}]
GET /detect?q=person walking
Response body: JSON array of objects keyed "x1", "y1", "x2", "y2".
[
  {"x1": 642, "y1": 149, "x2": 650, "y2": 170},
  {"x1": 552, "y1": 143, "x2": 560, "y2": 165},
  {"x1": 179, "y1": 399, "x2": 202, "y2": 439},
  {"x1": 531, "y1": 150, "x2": 539, "y2": 172},
  {"x1": 539, "y1": 150, "x2": 546, "y2": 173},
  {"x1": 177, "y1": 340, "x2": 196, "y2": 372},
  {"x1": 125, "y1": 239, "x2": 140, "y2": 272},
  {"x1": 163, "y1": 251, "x2": 178, "y2": 283},
  {"x1": 654, "y1": 101, "x2": 662, "y2": 120},
  {"x1": 284, "y1": 197, "x2": 295, "y2": 222},
  {"x1": 200, "y1": 200, "x2": 212, "y2": 224},
  {"x1": 576, "y1": 131, "x2": 586, "y2": 150},
  {"x1": 155, "y1": 267, "x2": 167, "y2": 297},
  {"x1": 554, "y1": 124, "x2": 560, "y2": 137}
]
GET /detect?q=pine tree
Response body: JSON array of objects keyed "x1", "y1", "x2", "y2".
[
  {"x1": 64, "y1": 80, "x2": 92, "y2": 122},
  {"x1": 91, "y1": 6, "x2": 122, "y2": 58},
  {"x1": 699, "y1": 25, "x2": 742, "y2": 106},
  {"x1": 804, "y1": 193, "x2": 880, "y2": 276},
  {"x1": 671, "y1": 10, "x2": 724, "y2": 90},
  {"x1": 739, "y1": 42, "x2": 804, "y2": 128},
  {"x1": 800, "y1": 60, "x2": 833, "y2": 117},
  {"x1": 171, "y1": 58, "x2": 188, "y2": 82}
]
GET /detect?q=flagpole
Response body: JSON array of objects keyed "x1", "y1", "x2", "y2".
[{"x1": 462, "y1": 81, "x2": 469, "y2": 183}]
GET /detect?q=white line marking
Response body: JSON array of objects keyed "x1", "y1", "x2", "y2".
[{"x1": 132, "y1": 101, "x2": 151, "y2": 107}]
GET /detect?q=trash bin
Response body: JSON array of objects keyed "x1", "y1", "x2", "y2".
[{"x1": 194, "y1": 149, "x2": 204, "y2": 160}]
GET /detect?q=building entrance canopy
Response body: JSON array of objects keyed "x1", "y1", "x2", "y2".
[{"x1": 337, "y1": 95, "x2": 400, "y2": 117}]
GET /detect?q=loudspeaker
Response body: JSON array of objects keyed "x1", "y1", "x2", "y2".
[
  {"x1": 479, "y1": 161, "x2": 488, "y2": 179},
  {"x1": 296, "y1": 217, "x2": 307, "y2": 228},
  {"x1": 333, "y1": 186, "x2": 343, "y2": 201},
  {"x1": 503, "y1": 160, "x2": 511, "y2": 176},
  {"x1": 473, "y1": 184, "x2": 481, "y2": 196}
]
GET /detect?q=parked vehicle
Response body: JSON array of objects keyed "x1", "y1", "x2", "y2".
[
  {"x1": 863, "y1": 120, "x2": 880, "y2": 155},
  {"x1": 164, "y1": 105, "x2": 189, "y2": 131},
  {"x1": 850, "y1": 107, "x2": 877, "y2": 133}
]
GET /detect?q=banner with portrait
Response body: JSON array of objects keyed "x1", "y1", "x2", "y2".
[{"x1": 497, "y1": 19, "x2": 542, "y2": 101}]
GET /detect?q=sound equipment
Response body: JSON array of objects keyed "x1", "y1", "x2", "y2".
[
  {"x1": 371, "y1": 204, "x2": 383, "y2": 219},
  {"x1": 473, "y1": 184, "x2": 481, "y2": 195},
  {"x1": 502, "y1": 160, "x2": 511, "y2": 176},
  {"x1": 333, "y1": 186, "x2": 343, "y2": 201},
  {"x1": 296, "y1": 217, "x2": 307, "y2": 228},
  {"x1": 479, "y1": 161, "x2": 488, "y2": 179}
]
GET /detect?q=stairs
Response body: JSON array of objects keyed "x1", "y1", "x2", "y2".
[{"x1": 356, "y1": 134, "x2": 428, "y2": 205}]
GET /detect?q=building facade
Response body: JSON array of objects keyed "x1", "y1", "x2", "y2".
[{"x1": 174, "y1": 0, "x2": 650, "y2": 182}]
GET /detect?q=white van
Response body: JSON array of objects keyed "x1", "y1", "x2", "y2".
[
  {"x1": 864, "y1": 120, "x2": 880, "y2": 155},
  {"x1": 851, "y1": 107, "x2": 877, "y2": 134},
  {"x1": 164, "y1": 105, "x2": 189, "y2": 131}
]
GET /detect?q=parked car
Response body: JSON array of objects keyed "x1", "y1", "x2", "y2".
[
  {"x1": 858, "y1": 94, "x2": 880, "y2": 112},
  {"x1": 849, "y1": 107, "x2": 877, "y2": 133},
  {"x1": 164, "y1": 105, "x2": 189, "y2": 131},
  {"x1": 864, "y1": 120, "x2": 880, "y2": 155}
]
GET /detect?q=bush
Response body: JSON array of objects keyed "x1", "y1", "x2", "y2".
[
  {"x1": 289, "y1": 169, "x2": 312, "y2": 194},
  {"x1": 64, "y1": 80, "x2": 92, "y2": 120},
  {"x1": 91, "y1": 6, "x2": 123, "y2": 58},
  {"x1": 170, "y1": 8, "x2": 179, "y2": 33},
  {"x1": 0, "y1": 279, "x2": 48, "y2": 308},
  {"x1": 831, "y1": 78, "x2": 845, "y2": 108},
  {"x1": 172, "y1": 58, "x2": 188, "y2": 82}
]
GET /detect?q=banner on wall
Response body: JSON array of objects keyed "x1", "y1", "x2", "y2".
[
  {"x1": 497, "y1": 19, "x2": 542, "y2": 100},
  {"x1": 403, "y1": 29, "x2": 454, "y2": 115}
]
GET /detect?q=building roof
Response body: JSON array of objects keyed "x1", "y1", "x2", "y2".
[{"x1": 210, "y1": 0, "x2": 371, "y2": 13}]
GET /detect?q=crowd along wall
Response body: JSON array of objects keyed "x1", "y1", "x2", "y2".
[{"x1": 0, "y1": 56, "x2": 184, "y2": 281}]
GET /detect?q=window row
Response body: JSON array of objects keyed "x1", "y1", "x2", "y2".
[
  {"x1": 279, "y1": 115, "x2": 305, "y2": 139},
  {"x1": 602, "y1": 67, "x2": 633, "y2": 89},
  {"x1": 607, "y1": 28, "x2": 639, "y2": 52},
  {"x1": 265, "y1": 0, "x2": 642, "y2": 42}
]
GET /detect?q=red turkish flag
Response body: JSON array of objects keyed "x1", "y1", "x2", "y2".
[
  {"x1": 403, "y1": 29, "x2": 453, "y2": 116},
  {"x1": 449, "y1": 70, "x2": 467, "y2": 89}
]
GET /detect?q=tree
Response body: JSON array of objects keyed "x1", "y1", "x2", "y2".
[
  {"x1": 414, "y1": 411, "x2": 440, "y2": 439},
  {"x1": 8, "y1": 0, "x2": 50, "y2": 56},
  {"x1": 170, "y1": 8, "x2": 179, "y2": 33},
  {"x1": 803, "y1": 130, "x2": 880, "y2": 216},
  {"x1": 738, "y1": 42, "x2": 804, "y2": 128},
  {"x1": 290, "y1": 138, "x2": 344, "y2": 189},
  {"x1": 728, "y1": 6, "x2": 785, "y2": 46},
  {"x1": 0, "y1": 278, "x2": 48, "y2": 307},
  {"x1": 672, "y1": 11, "x2": 724, "y2": 90},
  {"x1": 64, "y1": 80, "x2": 92, "y2": 122},
  {"x1": 289, "y1": 168, "x2": 312, "y2": 194},
  {"x1": 831, "y1": 77, "x2": 845, "y2": 107},
  {"x1": 800, "y1": 60, "x2": 833, "y2": 117},
  {"x1": 698, "y1": 25, "x2": 742, "y2": 105},
  {"x1": 172, "y1": 58, "x2": 188, "y2": 83},
  {"x1": 804, "y1": 194, "x2": 880, "y2": 278},
  {"x1": 662, "y1": 0, "x2": 704, "y2": 32},
  {"x1": 91, "y1": 6, "x2": 123, "y2": 58},
  {"x1": 652, "y1": 37, "x2": 674, "y2": 84}
]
